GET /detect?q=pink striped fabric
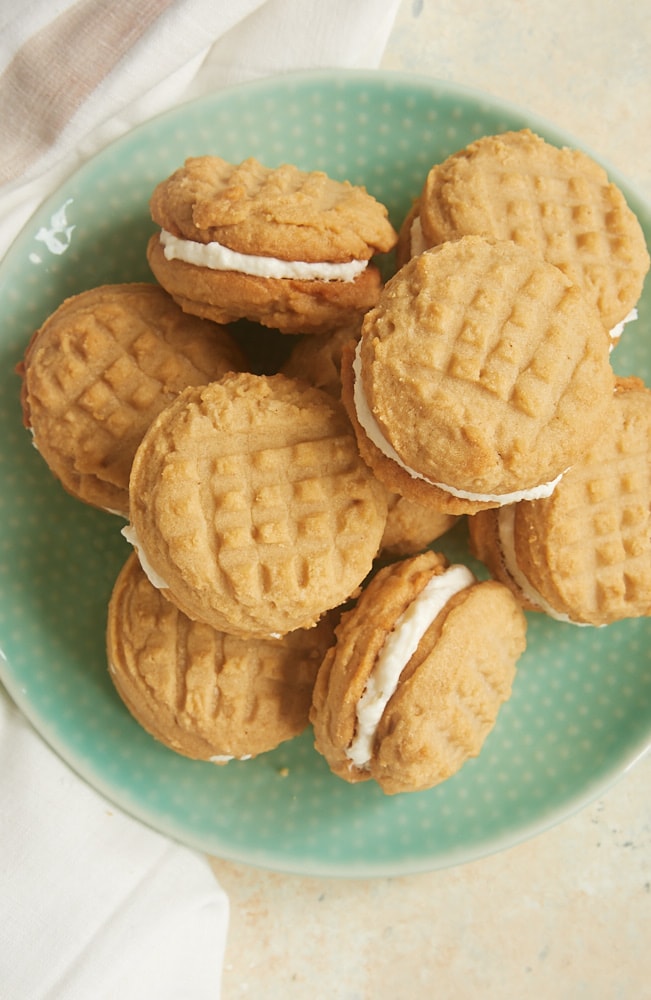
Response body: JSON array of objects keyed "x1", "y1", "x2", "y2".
[{"x1": 0, "y1": 0, "x2": 176, "y2": 184}]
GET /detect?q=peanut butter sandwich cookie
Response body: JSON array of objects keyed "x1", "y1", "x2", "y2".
[
  {"x1": 282, "y1": 322, "x2": 457, "y2": 554},
  {"x1": 146, "y1": 155, "x2": 398, "y2": 335},
  {"x1": 310, "y1": 550, "x2": 527, "y2": 794},
  {"x1": 17, "y1": 282, "x2": 246, "y2": 515},
  {"x1": 342, "y1": 235, "x2": 615, "y2": 516},
  {"x1": 107, "y1": 553, "x2": 336, "y2": 761},
  {"x1": 469, "y1": 377, "x2": 651, "y2": 626},
  {"x1": 406, "y1": 130, "x2": 649, "y2": 343},
  {"x1": 125, "y1": 371, "x2": 388, "y2": 638}
]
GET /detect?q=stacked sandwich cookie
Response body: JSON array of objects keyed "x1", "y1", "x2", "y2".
[
  {"x1": 107, "y1": 553, "x2": 338, "y2": 762},
  {"x1": 15, "y1": 135, "x2": 650, "y2": 794},
  {"x1": 310, "y1": 550, "x2": 527, "y2": 794},
  {"x1": 468, "y1": 377, "x2": 651, "y2": 627},
  {"x1": 17, "y1": 283, "x2": 246, "y2": 516},
  {"x1": 124, "y1": 371, "x2": 388, "y2": 638},
  {"x1": 147, "y1": 156, "x2": 398, "y2": 334},
  {"x1": 343, "y1": 235, "x2": 616, "y2": 515}
]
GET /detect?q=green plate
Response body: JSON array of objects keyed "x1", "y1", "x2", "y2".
[{"x1": 1, "y1": 70, "x2": 650, "y2": 877}]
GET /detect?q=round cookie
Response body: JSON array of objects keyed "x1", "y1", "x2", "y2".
[
  {"x1": 17, "y1": 282, "x2": 246, "y2": 515},
  {"x1": 414, "y1": 129, "x2": 649, "y2": 336},
  {"x1": 469, "y1": 376, "x2": 651, "y2": 626},
  {"x1": 342, "y1": 235, "x2": 616, "y2": 515},
  {"x1": 146, "y1": 155, "x2": 398, "y2": 334},
  {"x1": 310, "y1": 550, "x2": 527, "y2": 794},
  {"x1": 126, "y1": 371, "x2": 388, "y2": 637},
  {"x1": 281, "y1": 322, "x2": 457, "y2": 554},
  {"x1": 107, "y1": 552, "x2": 337, "y2": 761}
]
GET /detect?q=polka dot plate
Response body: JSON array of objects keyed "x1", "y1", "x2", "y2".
[{"x1": 1, "y1": 70, "x2": 650, "y2": 877}]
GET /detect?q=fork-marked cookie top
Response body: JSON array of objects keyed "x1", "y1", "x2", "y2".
[
  {"x1": 127, "y1": 372, "x2": 388, "y2": 637},
  {"x1": 417, "y1": 129, "x2": 649, "y2": 330}
]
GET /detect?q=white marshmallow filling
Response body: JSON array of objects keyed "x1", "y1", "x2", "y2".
[
  {"x1": 159, "y1": 229, "x2": 367, "y2": 282},
  {"x1": 209, "y1": 754, "x2": 252, "y2": 764},
  {"x1": 346, "y1": 563, "x2": 476, "y2": 769},
  {"x1": 352, "y1": 341, "x2": 564, "y2": 504},
  {"x1": 609, "y1": 307, "x2": 638, "y2": 345},
  {"x1": 409, "y1": 215, "x2": 428, "y2": 257},
  {"x1": 121, "y1": 524, "x2": 170, "y2": 591}
]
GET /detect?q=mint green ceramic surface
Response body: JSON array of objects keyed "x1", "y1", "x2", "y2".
[{"x1": 1, "y1": 71, "x2": 650, "y2": 876}]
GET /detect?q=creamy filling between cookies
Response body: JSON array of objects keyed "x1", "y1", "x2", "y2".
[
  {"x1": 159, "y1": 230, "x2": 368, "y2": 282},
  {"x1": 121, "y1": 524, "x2": 170, "y2": 591},
  {"x1": 352, "y1": 342, "x2": 564, "y2": 504},
  {"x1": 496, "y1": 504, "x2": 590, "y2": 626},
  {"x1": 209, "y1": 754, "x2": 252, "y2": 764},
  {"x1": 609, "y1": 307, "x2": 638, "y2": 346},
  {"x1": 346, "y1": 563, "x2": 476, "y2": 769},
  {"x1": 409, "y1": 215, "x2": 428, "y2": 257}
]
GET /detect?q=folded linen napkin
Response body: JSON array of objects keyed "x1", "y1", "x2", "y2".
[
  {"x1": 0, "y1": 1, "x2": 401, "y2": 997},
  {"x1": 0, "y1": 692, "x2": 230, "y2": 1000}
]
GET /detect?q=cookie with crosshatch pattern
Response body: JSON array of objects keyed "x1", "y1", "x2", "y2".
[
  {"x1": 342, "y1": 235, "x2": 615, "y2": 515},
  {"x1": 468, "y1": 376, "x2": 651, "y2": 626},
  {"x1": 17, "y1": 282, "x2": 246, "y2": 515},
  {"x1": 146, "y1": 155, "x2": 397, "y2": 334},
  {"x1": 402, "y1": 129, "x2": 649, "y2": 339},
  {"x1": 107, "y1": 552, "x2": 337, "y2": 761},
  {"x1": 125, "y1": 371, "x2": 388, "y2": 637}
]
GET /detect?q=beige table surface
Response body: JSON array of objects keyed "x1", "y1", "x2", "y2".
[{"x1": 213, "y1": 3, "x2": 651, "y2": 997}]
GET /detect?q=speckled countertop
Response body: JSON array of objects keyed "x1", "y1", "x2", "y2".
[{"x1": 214, "y1": 3, "x2": 651, "y2": 997}]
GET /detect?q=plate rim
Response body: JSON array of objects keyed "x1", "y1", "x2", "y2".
[{"x1": 3, "y1": 67, "x2": 650, "y2": 273}]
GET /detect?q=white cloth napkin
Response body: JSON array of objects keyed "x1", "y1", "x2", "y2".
[
  {"x1": 0, "y1": 1, "x2": 401, "y2": 997},
  {"x1": 0, "y1": 694, "x2": 229, "y2": 1000}
]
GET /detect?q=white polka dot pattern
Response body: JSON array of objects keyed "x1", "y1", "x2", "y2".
[{"x1": 0, "y1": 71, "x2": 649, "y2": 876}]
